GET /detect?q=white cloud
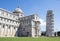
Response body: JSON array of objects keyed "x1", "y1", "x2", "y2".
[{"x1": 39, "y1": 19, "x2": 46, "y2": 27}]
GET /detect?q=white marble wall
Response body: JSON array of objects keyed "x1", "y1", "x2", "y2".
[
  {"x1": 0, "y1": 8, "x2": 40, "y2": 37},
  {"x1": 0, "y1": 9, "x2": 19, "y2": 37},
  {"x1": 19, "y1": 14, "x2": 40, "y2": 37}
]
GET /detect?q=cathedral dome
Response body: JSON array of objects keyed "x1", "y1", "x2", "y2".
[{"x1": 13, "y1": 7, "x2": 23, "y2": 13}]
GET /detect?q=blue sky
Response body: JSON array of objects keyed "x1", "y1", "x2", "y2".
[{"x1": 0, "y1": 0, "x2": 60, "y2": 31}]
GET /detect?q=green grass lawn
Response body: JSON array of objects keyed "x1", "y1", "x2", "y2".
[{"x1": 0, "y1": 37, "x2": 60, "y2": 41}]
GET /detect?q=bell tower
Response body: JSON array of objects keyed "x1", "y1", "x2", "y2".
[{"x1": 46, "y1": 10, "x2": 54, "y2": 36}]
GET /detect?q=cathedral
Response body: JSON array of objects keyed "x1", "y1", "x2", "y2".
[{"x1": 0, "y1": 7, "x2": 41, "y2": 37}]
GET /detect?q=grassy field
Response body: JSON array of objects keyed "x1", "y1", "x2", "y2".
[{"x1": 0, "y1": 37, "x2": 60, "y2": 41}]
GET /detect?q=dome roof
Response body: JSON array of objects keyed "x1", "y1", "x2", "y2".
[{"x1": 13, "y1": 7, "x2": 23, "y2": 13}]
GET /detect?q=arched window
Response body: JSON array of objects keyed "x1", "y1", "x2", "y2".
[
  {"x1": 14, "y1": 27, "x2": 16, "y2": 29},
  {"x1": 9, "y1": 26, "x2": 10, "y2": 29},
  {"x1": 3, "y1": 24, "x2": 5, "y2": 28}
]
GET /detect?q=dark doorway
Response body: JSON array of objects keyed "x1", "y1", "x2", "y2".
[{"x1": 27, "y1": 32, "x2": 29, "y2": 36}]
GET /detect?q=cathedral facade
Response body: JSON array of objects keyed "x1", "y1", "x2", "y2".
[{"x1": 0, "y1": 7, "x2": 41, "y2": 37}]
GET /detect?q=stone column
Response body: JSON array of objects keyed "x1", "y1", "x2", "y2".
[
  {"x1": 4, "y1": 24, "x2": 8, "y2": 37},
  {"x1": 7, "y1": 25, "x2": 11, "y2": 37},
  {"x1": 10, "y1": 25, "x2": 13, "y2": 37},
  {"x1": 13, "y1": 27, "x2": 17, "y2": 37},
  {"x1": 32, "y1": 27, "x2": 35, "y2": 37},
  {"x1": 1, "y1": 24, "x2": 5, "y2": 37},
  {"x1": 15, "y1": 27, "x2": 17, "y2": 36},
  {"x1": 0, "y1": 23, "x2": 2, "y2": 36},
  {"x1": 12, "y1": 26, "x2": 15, "y2": 37}
]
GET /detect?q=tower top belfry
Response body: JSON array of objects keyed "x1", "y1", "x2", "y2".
[{"x1": 47, "y1": 10, "x2": 53, "y2": 14}]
